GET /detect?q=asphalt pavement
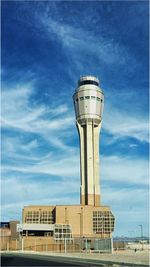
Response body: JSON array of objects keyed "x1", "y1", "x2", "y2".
[
  {"x1": 1, "y1": 253, "x2": 149, "y2": 267},
  {"x1": 1, "y1": 254, "x2": 105, "y2": 267}
]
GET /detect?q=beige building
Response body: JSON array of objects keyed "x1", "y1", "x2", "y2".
[
  {"x1": 22, "y1": 204, "x2": 114, "y2": 239},
  {"x1": 0, "y1": 221, "x2": 19, "y2": 250},
  {"x1": 18, "y1": 76, "x2": 115, "y2": 251}
]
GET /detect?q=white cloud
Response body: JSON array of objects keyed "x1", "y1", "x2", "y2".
[
  {"x1": 2, "y1": 154, "x2": 79, "y2": 178},
  {"x1": 129, "y1": 144, "x2": 138, "y2": 148},
  {"x1": 1, "y1": 175, "x2": 80, "y2": 221},
  {"x1": 20, "y1": 139, "x2": 39, "y2": 152},
  {"x1": 41, "y1": 16, "x2": 129, "y2": 67},
  {"x1": 38, "y1": 12, "x2": 140, "y2": 89},
  {"x1": 103, "y1": 103, "x2": 149, "y2": 143},
  {"x1": 102, "y1": 186, "x2": 149, "y2": 236},
  {"x1": 1, "y1": 176, "x2": 79, "y2": 204},
  {"x1": 102, "y1": 187, "x2": 149, "y2": 208},
  {"x1": 1, "y1": 83, "x2": 74, "y2": 150},
  {"x1": 101, "y1": 155, "x2": 149, "y2": 186}
]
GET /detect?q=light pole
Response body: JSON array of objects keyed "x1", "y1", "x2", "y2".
[
  {"x1": 139, "y1": 225, "x2": 144, "y2": 250},
  {"x1": 111, "y1": 235, "x2": 113, "y2": 254},
  {"x1": 101, "y1": 216, "x2": 104, "y2": 239},
  {"x1": 21, "y1": 237, "x2": 24, "y2": 252},
  {"x1": 83, "y1": 236, "x2": 87, "y2": 253},
  {"x1": 77, "y1": 213, "x2": 81, "y2": 237},
  {"x1": 78, "y1": 212, "x2": 81, "y2": 251},
  {"x1": 85, "y1": 238, "x2": 87, "y2": 253},
  {"x1": 35, "y1": 238, "x2": 36, "y2": 251},
  {"x1": 46, "y1": 238, "x2": 48, "y2": 252},
  {"x1": 64, "y1": 238, "x2": 67, "y2": 253},
  {"x1": 78, "y1": 211, "x2": 83, "y2": 252},
  {"x1": 39, "y1": 208, "x2": 41, "y2": 223},
  {"x1": 18, "y1": 229, "x2": 22, "y2": 251}
]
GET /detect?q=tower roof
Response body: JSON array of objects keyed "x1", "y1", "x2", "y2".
[{"x1": 78, "y1": 76, "x2": 99, "y2": 87}]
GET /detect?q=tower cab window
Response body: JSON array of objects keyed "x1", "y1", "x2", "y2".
[
  {"x1": 85, "y1": 96, "x2": 90, "y2": 99},
  {"x1": 78, "y1": 80, "x2": 99, "y2": 86}
]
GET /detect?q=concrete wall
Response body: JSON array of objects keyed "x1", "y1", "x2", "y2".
[{"x1": 0, "y1": 228, "x2": 11, "y2": 250}]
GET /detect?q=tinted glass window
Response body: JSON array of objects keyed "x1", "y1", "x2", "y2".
[
  {"x1": 97, "y1": 97, "x2": 100, "y2": 101},
  {"x1": 91, "y1": 96, "x2": 96, "y2": 99},
  {"x1": 85, "y1": 96, "x2": 90, "y2": 99},
  {"x1": 80, "y1": 97, "x2": 84, "y2": 100},
  {"x1": 78, "y1": 80, "x2": 99, "y2": 86}
]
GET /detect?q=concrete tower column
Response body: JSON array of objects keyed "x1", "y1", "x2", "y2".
[{"x1": 73, "y1": 76, "x2": 104, "y2": 206}]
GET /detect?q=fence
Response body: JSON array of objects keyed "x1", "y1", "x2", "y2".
[{"x1": 0, "y1": 236, "x2": 112, "y2": 253}]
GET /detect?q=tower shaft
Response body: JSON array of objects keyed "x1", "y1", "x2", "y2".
[
  {"x1": 73, "y1": 76, "x2": 104, "y2": 207},
  {"x1": 77, "y1": 121, "x2": 101, "y2": 206}
]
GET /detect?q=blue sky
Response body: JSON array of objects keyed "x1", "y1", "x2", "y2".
[{"x1": 1, "y1": 1, "x2": 149, "y2": 237}]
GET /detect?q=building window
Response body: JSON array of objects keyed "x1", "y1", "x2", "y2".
[
  {"x1": 85, "y1": 96, "x2": 90, "y2": 99},
  {"x1": 93, "y1": 211, "x2": 115, "y2": 234},
  {"x1": 91, "y1": 96, "x2": 96, "y2": 99},
  {"x1": 25, "y1": 210, "x2": 55, "y2": 224},
  {"x1": 80, "y1": 97, "x2": 84, "y2": 100},
  {"x1": 78, "y1": 80, "x2": 99, "y2": 86},
  {"x1": 54, "y1": 224, "x2": 73, "y2": 242},
  {"x1": 97, "y1": 97, "x2": 100, "y2": 101}
]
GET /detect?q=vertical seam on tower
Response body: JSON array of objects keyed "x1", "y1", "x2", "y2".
[
  {"x1": 92, "y1": 120, "x2": 95, "y2": 206},
  {"x1": 85, "y1": 121, "x2": 88, "y2": 205}
]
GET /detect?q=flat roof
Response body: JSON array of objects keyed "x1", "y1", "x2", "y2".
[{"x1": 17, "y1": 223, "x2": 54, "y2": 231}]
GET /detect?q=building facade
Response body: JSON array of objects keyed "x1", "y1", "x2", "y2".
[
  {"x1": 22, "y1": 205, "x2": 114, "y2": 240},
  {"x1": 0, "y1": 221, "x2": 19, "y2": 250}
]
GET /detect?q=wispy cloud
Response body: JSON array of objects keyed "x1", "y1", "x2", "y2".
[
  {"x1": 101, "y1": 155, "x2": 149, "y2": 186},
  {"x1": 2, "y1": 154, "x2": 79, "y2": 178},
  {"x1": 102, "y1": 186, "x2": 149, "y2": 236},
  {"x1": 39, "y1": 12, "x2": 139, "y2": 83},
  {"x1": 1, "y1": 175, "x2": 80, "y2": 221},
  {"x1": 103, "y1": 104, "x2": 149, "y2": 143},
  {"x1": 41, "y1": 15, "x2": 129, "y2": 66},
  {"x1": 2, "y1": 83, "x2": 74, "y2": 150}
]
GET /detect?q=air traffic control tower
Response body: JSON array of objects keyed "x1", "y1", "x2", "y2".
[
  {"x1": 73, "y1": 76, "x2": 104, "y2": 206},
  {"x1": 20, "y1": 76, "x2": 115, "y2": 249}
]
